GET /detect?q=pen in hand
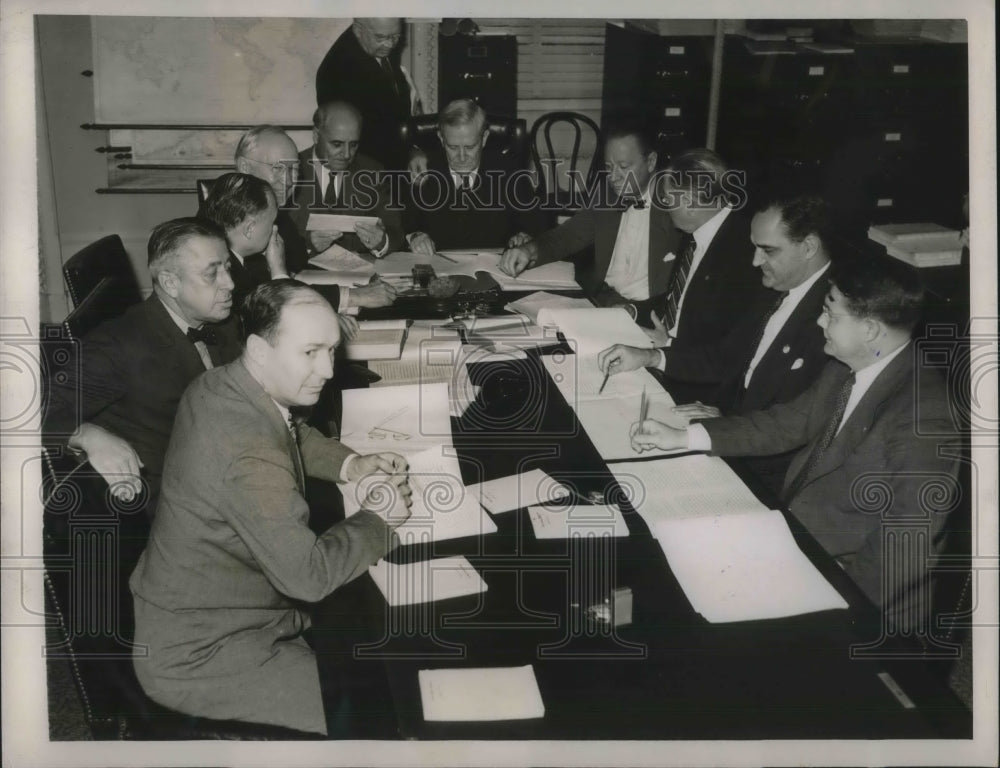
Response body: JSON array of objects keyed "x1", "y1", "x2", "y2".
[{"x1": 598, "y1": 359, "x2": 618, "y2": 394}]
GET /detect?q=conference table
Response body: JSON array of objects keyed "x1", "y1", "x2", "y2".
[{"x1": 305, "y1": 282, "x2": 971, "y2": 742}]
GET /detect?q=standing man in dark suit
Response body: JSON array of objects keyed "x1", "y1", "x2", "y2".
[
  {"x1": 292, "y1": 101, "x2": 406, "y2": 264},
  {"x1": 598, "y1": 193, "x2": 834, "y2": 493},
  {"x1": 44, "y1": 218, "x2": 241, "y2": 508},
  {"x1": 233, "y1": 126, "x2": 394, "y2": 315},
  {"x1": 630, "y1": 255, "x2": 960, "y2": 632},
  {"x1": 315, "y1": 18, "x2": 421, "y2": 171},
  {"x1": 131, "y1": 281, "x2": 411, "y2": 735},
  {"x1": 405, "y1": 98, "x2": 542, "y2": 252},
  {"x1": 200, "y1": 172, "x2": 289, "y2": 310},
  {"x1": 498, "y1": 124, "x2": 682, "y2": 322}
]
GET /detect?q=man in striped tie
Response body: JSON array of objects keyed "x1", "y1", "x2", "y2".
[
  {"x1": 131, "y1": 280, "x2": 411, "y2": 735},
  {"x1": 628, "y1": 254, "x2": 961, "y2": 634}
]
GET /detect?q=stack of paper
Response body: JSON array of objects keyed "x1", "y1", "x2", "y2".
[
  {"x1": 305, "y1": 213, "x2": 378, "y2": 232},
  {"x1": 367, "y1": 323, "x2": 463, "y2": 386},
  {"x1": 307, "y1": 243, "x2": 375, "y2": 273},
  {"x1": 869, "y1": 222, "x2": 963, "y2": 267},
  {"x1": 468, "y1": 468, "x2": 571, "y2": 514},
  {"x1": 505, "y1": 291, "x2": 594, "y2": 324},
  {"x1": 340, "y1": 381, "x2": 452, "y2": 454},
  {"x1": 369, "y1": 556, "x2": 487, "y2": 606},
  {"x1": 343, "y1": 445, "x2": 498, "y2": 543},
  {"x1": 489, "y1": 261, "x2": 580, "y2": 291},
  {"x1": 295, "y1": 268, "x2": 371, "y2": 287},
  {"x1": 418, "y1": 665, "x2": 545, "y2": 721},
  {"x1": 343, "y1": 319, "x2": 408, "y2": 361},
  {"x1": 608, "y1": 455, "x2": 848, "y2": 622},
  {"x1": 867, "y1": 221, "x2": 955, "y2": 247}
]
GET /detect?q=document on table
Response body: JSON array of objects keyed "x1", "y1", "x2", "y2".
[
  {"x1": 536, "y1": 306, "x2": 654, "y2": 357},
  {"x1": 505, "y1": 291, "x2": 594, "y2": 324},
  {"x1": 343, "y1": 319, "x2": 409, "y2": 361},
  {"x1": 468, "y1": 468, "x2": 571, "y2": 514},
  {"x1": 542, "y1": 351, "x2": 662, "y2": 401},
  {"x1": 653, "y1": 509, "x2": 848, "y2": 622},
  {"x1": 340, "y1": 381, "x2": 451, "y2": 454},
  {"x1": 418, "y1": 665, "x2": 545, "y2": 721},
  {"x1": 307, "y1": 243, "x2": 375, "y2": 273},
  {"x1": 369, "y1": 556, "x2": 487, "y2": 606},
  {"x1": 575, "y1": 388, "x2": 687, "y2": 461},
  {"x1": 366, "y1": 324, "x2": 464, "y2": 387},
  {"x1": 295, "y1": 268, "x2": 371, "y2": 287},
  {"x1": 490, "y1": 261, "x2": 580, "y2": 291},
  {"x1": 609, "y1": 454, "x2": 768, "y2": 529},
  {"x1": 305, "y1": 212, "x2": 378, "y2": 232},
  {"x1": 528, "y1": 503, "x2": 629, "y2": 539},
  {"x1": 343, "y1": 445, "x2": 498, "y2": 543}
]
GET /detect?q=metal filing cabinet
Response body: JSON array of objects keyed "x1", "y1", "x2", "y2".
[{"x1": 438, "y1": 34, "x2": 517, "y2": 119}]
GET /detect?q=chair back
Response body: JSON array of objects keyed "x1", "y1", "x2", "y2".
[
  {"x1": 62, "y1": 235, "x2": 142, "y2": 314},
  {"x1": 400, "y1": 114, "x2": 529, "y2": 169},
  {"x1": 62, "y1": 278, "x2": 125, "y2": 340},
  {"x1": 529, "y1": 111, "x2": 603, "y2": 210}
]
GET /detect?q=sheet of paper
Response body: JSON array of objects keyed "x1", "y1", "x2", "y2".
[
  {"x1": 368, "y1": 359, "x2": 454, "y2": 387},
  {"x1": 307, "y1": 243, "x2": 375, "y2": 273},
  {"x1": 527, "y1": 503, "x2": 629, "y2": 540},
  {"x1": 342, "y1": 328, "x2": 406, "y2": 361},
  {"x1": 468, "y1": 468, "x2": 571, "y2": 514},
  {"x1": 505, "y1": 291, "x2": 594, "y2": 324},
  {"x1": 537, "y1": 306, "x2": 654, "y2": 357},
  {"x1": 369, "y1": 556, "x2": 487, "y2": 606},
  {"x1": 371, "y1": 250, "x2": 493, "y2": 278},
  {"x1": 541, "y1": 351, "x2": 663, "y2": 401},
  {"x1": 576, "y1": 388, "x2": 687, "y2": 461},
  {"x1": 358, "y1": 319, "x2": 408, "y2": 331},
  {"x1": 653, "y1": 509, "x2": 849, "y2": 623},
  {"x1": 340, "y1": 381, "x2": 451, "y2": 454},
  {"x1": 489, "y1": 260, "x2": 580, "y2": 290},
  {"x1": 418, "y1": 665, "x2": 545, "y2": 721},
  {"x1": 306, "y1": 212, "x2": 378, "y2": 232},
  {"x1": 609, "y1": 455, "x2": 769, "y2": 533},
  {"x1": 295, "y1": 268, "x2": 370, "y2": 287},
  {"x1": 344, "y1": 446, "x2": 498, "y2": 543}
]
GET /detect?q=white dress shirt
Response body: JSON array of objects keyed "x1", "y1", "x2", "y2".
[
  {"x1": 744, "y1": 262, "x2": 830, "y2": 387},
  {"x1": 605, "y1": 190, "x2": 653, "y2": 301},
  {"x1": 667, "y1": 205, "x2": 734, "y2": 342},
  {"x1": 163, "y1": 302, "x2": 213, "y2": 370}
]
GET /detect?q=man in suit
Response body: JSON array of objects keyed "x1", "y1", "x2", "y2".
[
  {"x1": 44, "y1": 218, "x2": 241, "y2": 509},
  {"x1": 234, "y1": 126, "x2": 394, "y2": 314},
  {"x1": 405, "y1": 98, "x2": 542, "y2": 252},
  {"x1": 200, "y1": 172, "x2": 289, "y2": 310},
  {"x1": 598, "y1": 193, "x2": 834, "y2": 494},
  {"x1": 629, "y1": 255, "x2": 960, "y2": 632},
  {"x1": 498, "y1": 124, "x2": 682, "y2": 322},
  {"x1": 131, "y1": 280, "x2": 412, "y2": 736},
  {"x1": 315, "y1": 18, "x2": 420, "y2": 171},
  {"x1": 291, "y1": 101, "x2": 406, "y2": 263},
  {"x1": 646, "y1": 147, "x2": 772, "y2": 351}
]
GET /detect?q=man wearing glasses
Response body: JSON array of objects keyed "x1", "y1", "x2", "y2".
[{"x1": 315, "y1": 18, "x2": 422, "y2": 171}]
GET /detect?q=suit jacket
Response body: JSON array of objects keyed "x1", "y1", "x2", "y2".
[
  {"x1": 703, "y1": 349, "x2": 961, "y2": 629},
  {"x1": 43, "y1": 294, "x2": 242, "y2": 504},
  {"x1": 130, "y1": 359, "x2": 394, "y2": 735},
  {"x1": 532, "y1": 197, "x2": 683, "y2": 319},
  {"x1": 667, "y1": 210, "x2": 771, "y2": 350},
  {"x1": 291, "y1": 147, "x2": 405, "y2": 257},
  {"x1": 315, "y1": 27, "x2": 412, "y2": 169},
  {"x1": 227, "y1": 251, "x2": 271, "y2": 312},
  {"x1": 403, "y1": 148, "x2": 544, "y2": 250}
]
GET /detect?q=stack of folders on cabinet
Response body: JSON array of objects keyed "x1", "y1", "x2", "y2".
[{"x1": 868, "y1": 222, "x2": 963, "y2": 267}]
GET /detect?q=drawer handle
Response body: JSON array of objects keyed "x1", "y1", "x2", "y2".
[{"x1": 462, "y1": 72, "x2": 493, "y2": 81}]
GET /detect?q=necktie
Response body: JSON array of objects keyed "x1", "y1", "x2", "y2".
[
  {"x1": 378, "y1": 57, "x2": 399, "y2": 95},
  {"x1": 458, "y1": 173, "x2": 473, "y2": 190},
  {"x1": 783, "y1": 372, "x2": 856, "y2": 502},
  {"x1": 661, "y1": 235, "x2": 697, "y2": 332},
  {"x1": 287, "y1": 413, "x2": 305, "y2": 491},
  {"x1": 737, "y1": 293, "x2": 788, "y2": 395},
  {"x1": 186, "y1": 326, "x2": 218, "y2": 345},
  {"x1": 324, "y1": 170, "x2": 341, "y2": 206}
]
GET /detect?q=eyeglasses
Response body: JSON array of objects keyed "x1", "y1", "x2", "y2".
[
  {"x1": 246, "y1": 157, "x2": 296, "y2": 176},
  {"x1": 359, "y1": 24, "x2": 402, "y2": 44}
]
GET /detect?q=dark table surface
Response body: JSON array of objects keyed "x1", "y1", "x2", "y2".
[{"x1": 308, "y1": 326, "x2": 971, "y2": 742}]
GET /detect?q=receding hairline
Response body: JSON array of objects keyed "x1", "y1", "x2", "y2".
[
  {"x1": 313, "y1": 101, "x2": 363, "y2": 132},
  {"x1": 268, "y1": 292, "x2": 340, "y2": 338}
]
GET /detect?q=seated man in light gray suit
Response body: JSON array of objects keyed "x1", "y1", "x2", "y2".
[
  {"x1": 130, "y1": 280, "x2": 412, "y2": 736},
  {"x1": 629, "y1": 255, "x2": 960, "y2": 634}
]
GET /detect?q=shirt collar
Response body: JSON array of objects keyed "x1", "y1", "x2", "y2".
[
  {"x1": 784, "y1": 261, "x2": 830, "y2": 304},
  {"x1": 162, "y1": 299, "x2": 199, "y2": 334},
  {"x1": 229, "y1": 248, "x2": 245, "y2": 266},
  {"x1": 692, "y1": 205, "x2": 733, "y2": 251},
  {"x1": 853, "y1": 339, "x2": 909, "y2": 385},
  {"x1": 270, "y1": 397, "x2": 292, "y2": 428},
  {"x1": 451, "y1": 167, "x2": 480, "y2": 180}
]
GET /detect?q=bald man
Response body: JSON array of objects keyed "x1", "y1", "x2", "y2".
[
  {"x1": 291, "y1": 101, "x2": 406, "y2": 261},
  {"x1": 315, "y1": 18, "x2": 421, "y2": 169}
]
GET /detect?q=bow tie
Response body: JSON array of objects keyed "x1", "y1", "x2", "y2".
[{"x1": 186, "y1": 325, "x2": 218, "y2": 345}]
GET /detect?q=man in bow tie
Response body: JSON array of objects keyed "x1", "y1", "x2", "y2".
[
  {"x1": 404, "y1": 98, "x2": 542, "y2": 253},
  {"x1": 498, "y1": 123, "x2": 680, "y2": 321},
  {"x1": 131, "y1": 280, "x2": 411, "y2": 735},
  {"x1": 44, "y1": 217, "x2": 242, "y2": 511}
]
